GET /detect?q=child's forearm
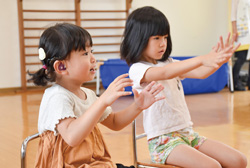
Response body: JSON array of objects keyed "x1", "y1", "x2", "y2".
[
  {"x1": 143, "y1": 56, "x2": 203, "y2": 82},
  {"x1": 101, "y1": 102, "x2": 142, "y2": 131},
  {"x1": 180, "y1": 63, "x2": 223, "y2": 79},
  {"x1": 57, "y1": 98, "x2": 108, "y2": 147}
]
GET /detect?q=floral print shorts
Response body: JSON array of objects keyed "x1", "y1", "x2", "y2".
[{"x1": 148, "y1": 128, "x2": 206, "y2": 164}]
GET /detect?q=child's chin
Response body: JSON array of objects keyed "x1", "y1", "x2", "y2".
[{"x1": 90, "y1": 75, "x2": 95, "y2": 80}]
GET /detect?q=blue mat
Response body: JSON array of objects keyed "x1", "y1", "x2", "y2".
[{"x1": 100, "y1": 57, "x2": 228, "y2": 95}]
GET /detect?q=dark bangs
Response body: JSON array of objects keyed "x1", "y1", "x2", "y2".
[
  {"x1": 145, "y1": 9, "x2": 169, "y2": 37},
  {"x1": 39, "y1": 23, "x2": 93, "y2": 67},
  {"x1": 70, "y1": 25, "x2": 93, "y2": 52},
  {"x1": 120, "y1": 6, "x2": 172, "y2": 64}
]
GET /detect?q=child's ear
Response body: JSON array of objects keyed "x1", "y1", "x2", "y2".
[{"x1": 54, "y1": 60, "x2": 68, "y2": 75}]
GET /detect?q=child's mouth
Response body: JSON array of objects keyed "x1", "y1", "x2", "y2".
[
  {"x1": 159, "y1": 49, "x2": 165, "y2": 53},
  {"x1": 90, "y1": 68, "x2": 95, "y2": 72}
]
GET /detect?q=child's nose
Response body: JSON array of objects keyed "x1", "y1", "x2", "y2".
[
  {"x1": 90, "y1": 54, "x2": 96, "y2": 63},
  {"x1": 160, "y1": 39, "x2": 167, "y2": 47}
]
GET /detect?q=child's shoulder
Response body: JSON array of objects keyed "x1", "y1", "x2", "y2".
[
  {"x1": 130, "y1": 61, "x2": 152, "y2": 68},
  {"x1": 131, "y1": 58, "x2": 173, "y2": 68},
  {"x1": 80, "y1": 87, "x2": 96, "y2": 95},
  {"x1": 45, "y1": 84, "x2": 69, "y2": 95},
  {"x1": 42, "y1": 84, "x2": 73, "y2": 102},
  {"x1": 80, "y1": 87, "x2": 98, "y2": 100}
]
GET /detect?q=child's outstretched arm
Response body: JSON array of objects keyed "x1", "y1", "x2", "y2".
[
  {"x1": 57, "y1": 74, "x2": 135, "y2": 147},
  {"x1": 101, "y1": 81, "x2": 165, "y2": 131},
  {"x1": 180, "y1": 33, "x2": 240, "y2": 79},
  {"x1": 142, "y1": 33, "x2": 240, "y2": 83}
]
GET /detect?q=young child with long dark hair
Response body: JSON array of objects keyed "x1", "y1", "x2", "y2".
[{"x1": 120, "y1": 6, "x2": 247, "y2": 168}]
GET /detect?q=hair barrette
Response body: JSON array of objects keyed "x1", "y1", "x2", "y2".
[{"x1": 38, "y1": 48, "x2": 46, "y2": 61}]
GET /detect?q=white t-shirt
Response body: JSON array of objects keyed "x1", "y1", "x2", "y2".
[
  {"x1": 129, "y1": 58, "x2": 193, "y2": 140},
  {"x1": 38, "y1": 84, "x2": 112, "y2": 135}
]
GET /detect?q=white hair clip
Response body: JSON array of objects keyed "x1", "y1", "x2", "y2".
[{"x1": 38, "y1": 48, "x2": 46, "y2": 61}]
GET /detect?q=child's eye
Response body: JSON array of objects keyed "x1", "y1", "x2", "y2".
[
  {"x1": 91, "y1": 49, "x2": 94, "y2": 53},
  {"x1": 154, "y1": 37, "x2": 159, "y2": 40},
  {"x1": 83, "y1": 52, "x2": 88, "y2": 56}
]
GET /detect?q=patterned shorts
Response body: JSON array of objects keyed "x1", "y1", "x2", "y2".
[{"x1": 148, "y1": 128, "x2": 206, "y2": 164}]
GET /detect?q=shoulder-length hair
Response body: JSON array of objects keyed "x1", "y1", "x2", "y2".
[
  {"x1": 28, "y1": 23, "x2": 93, "y2": 86},
  {"x1": 120, "y1": 6, "x2": 172, "y2": 65}
]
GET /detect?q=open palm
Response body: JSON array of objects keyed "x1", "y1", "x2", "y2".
[{"x1": 133, "y1": 81, "x2": 165, "y2": 110}]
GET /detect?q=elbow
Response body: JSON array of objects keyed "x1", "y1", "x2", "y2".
[
  {"x1": 197, "y1": 76, "x2": 207, "y2": 79},
  {"x1": 113, "y1": 127, "x2": 123, "y2": 131},
  {"x1": 65, "y1": 140, "x2": 78, "y2": 147},
  {"x1": 110, "y1": 123, "x2": 124, "y2": 131},
  {"x1": 64, "y1": 136, "x2": 81, "y2": 147},
  {"x1": 194, "y1": 74, "x2": 209, "y2": 79},
  {"x1": 111, "y1": 125, "x2": 123, "y2": 131}
]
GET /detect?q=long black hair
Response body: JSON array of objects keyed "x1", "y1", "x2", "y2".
[
  {"x1": 28, "y1": 23, "x2": 93, "y2": 86},
  {"x1": 120, "y1": 6, "x2": 172, "y2": 65}
]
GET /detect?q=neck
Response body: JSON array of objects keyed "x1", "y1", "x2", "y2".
[
  {"x1": 56, "y1": 79, "x2": 86, "y2": 100},
  {"x1": 141, "y1": 57, "x2": 157, "y2": 64}
]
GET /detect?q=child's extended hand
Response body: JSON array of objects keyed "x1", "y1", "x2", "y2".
[
  {"x1": 100, "y1": 73, "x2": 133, "y2": 106},
  {"x1": 218, "y1": 32, "x2": 241, "y2": 64},
  {"x1": 202, "y1": 33, "x2": 241, "y2": 68},
  {"x1": 133, "y1": 81, "x2": 165, "y2": 110}
]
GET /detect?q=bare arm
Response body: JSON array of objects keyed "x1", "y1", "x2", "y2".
[
  {"x1": 181, "y1": 33, "x2": 240, "y2": 79},
  {"x1": 56, "y1": 74, "x2": 134, "y2": 147},
  {"x1": 101, "y1": 102, "x2": 142, "y2": 131},
  {"x1": 232, "y1": 21, "x2": 238, "y2": 41},
  {"x1": 142, "y1": 56, "x2": 203, "y2": 82},
  {"x1": 143, "y1": 33, "x2": 239, "y2": 82},
  {"x1": 56, "y1": 98, "x2": 110, "y2": 147},
  {"x1": 101, "y1": 82, "x2": 165, "y2": 131},
  {"x1": 231, "y1": 0, "x2": 239, "y2": 41}
]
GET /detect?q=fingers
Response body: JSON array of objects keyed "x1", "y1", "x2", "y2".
[
  {"x1": 233, "y1": 42, "x2": 241, "y2": 51},
  {"x1": 149, "y1": 83, "x2": 165, "y2": 101},
  {"x1": 110, "y1": 73, "x2": 133, "y2": 90},
  {"x1": 220, "y1": 36, "x2": 224, "y2": 50},
  {"x1": 225, "y1": 32, "x2": 231, "y2": 46},
  {"x1": 150, "y1": 83, "x2": 164, "y2": 96},
  {"x1": 218, "y1": 32, "x2": 232, "y2": 50},
  {"x1": 106, "y1": 73, "x2": 133, "y2": 97},
  {"x1": 144, "y1": 81, "x2": 156, "y2": 91},
  {"x1": 117, "y1": 91, "x2": 133, "y2": 97},
  {"x1": 132, "y1": 88, "x2": 139, "y2": 98},
  {"x1": 144, "y1": 81, "x2": 164, "y2": 96},
  {"x1": 221, "y1": 44, "x2": 233, "y2": 54},
  {"x1": 144, "y1": 82, "x2": 165, "y2": 98},
  {"x1": 213, "y1": 42, "x2": 220, "y2": 52},
  {"x1": 212, "y1": 63, "x2": 219, "y2": 68},
  {"x1": 115, "y1": 77, "x2": 133, "y2": 88},
  {"x1": 155, "y1": 96, "x2": 166, "y2": 102},
  {"x1": 112, "y1": 73, "x2": 129, "y2": 83}
]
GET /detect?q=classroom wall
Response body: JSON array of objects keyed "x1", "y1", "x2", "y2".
[
  {"x1": 132, "y1": 0, "x2": 229, "y2": 56},
  {"x1": 0, "y1": 0, "x2": 229, "y2": 89},
  {"x1": 0, "y1": 0, "x2": 21, "y2": 88}
]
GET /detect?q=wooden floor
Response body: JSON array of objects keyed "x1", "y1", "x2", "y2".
[{"x1": 0, "y1": 87, "x2": 250, "y2": 168}]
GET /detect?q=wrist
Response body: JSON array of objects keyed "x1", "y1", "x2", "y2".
[
  {"x1": 197, "y1": 55, "x2": 205, "y2": 66},
  {"x1": 97, "y1": 95, "x2": 110, "y2": 108},
  {"x1": 133, "y1": 102, "x2": 144, "y2": 112}
]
